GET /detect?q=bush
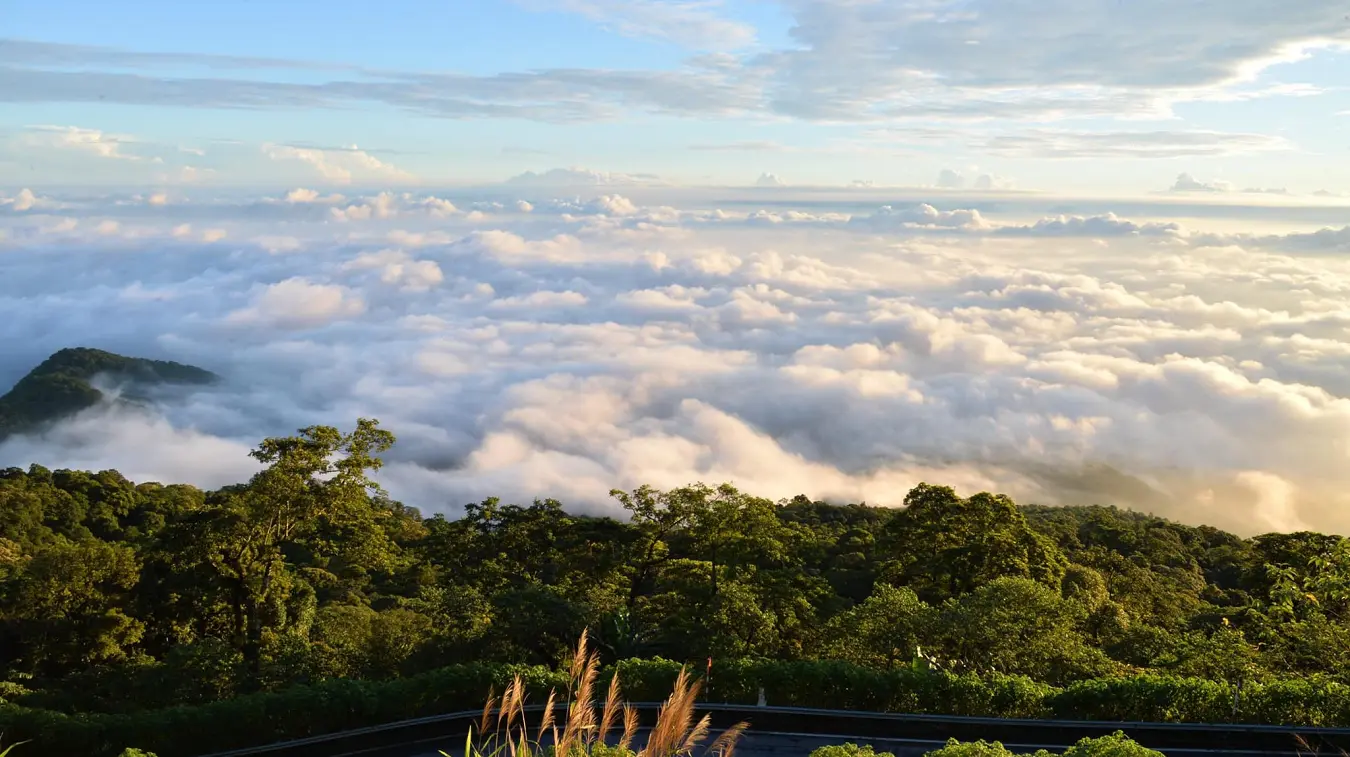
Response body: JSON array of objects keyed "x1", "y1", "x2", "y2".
[
  {"x1": 7, "y1": 659, "x2": 1350, "y2": 757},
  {"x1": 923, "y1": 739, "x2": 1019, "y2": 757},
  {"x1": 921, "y1": 732, "x2": 1161, "y2": 757},
  {"x1": 1048, "y1": 675, "x2": 1231, "y2": 723},
  {"x1": 1061, "y1": 732, "x2": 1163, "y2": 757},
  {"x1": 810, "y1": 743, "x2": 896, "y2": 757}
]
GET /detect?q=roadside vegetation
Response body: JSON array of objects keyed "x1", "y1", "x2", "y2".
[{"x1": 5, "y1": 419, "x2": 1350, "y2": 755}]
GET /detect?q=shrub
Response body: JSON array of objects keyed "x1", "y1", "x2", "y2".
[
  {"x1": 10, "y1": 660, "x2": 1350, "y2": 757},
  {"x1": 921, "y1": 732, "x2": 1161, "y2": 757},
  {"x1": 922, "y1": 739, "x2": 1019, "y2": 757},
  {"x1": 1061, "y1": 731, "x2": 1164, "y2": 757},
  {"x1": 809, "y1": 743, "x2": 896, "y2": 757}
]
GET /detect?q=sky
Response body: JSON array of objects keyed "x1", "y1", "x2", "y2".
[
  {"x1": 4, "y1": 0, "x2": 1350, "y2": 192},
  {"x1": 5, "y1": 2, "x2": 1350, "y2": 536}
]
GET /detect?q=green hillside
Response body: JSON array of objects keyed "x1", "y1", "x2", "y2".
[{"x1": 0, "y1": 347, "x2": 217, "y2": 439}]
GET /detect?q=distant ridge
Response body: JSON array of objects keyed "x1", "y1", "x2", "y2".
[{"x1": 0, "y1": 347, "x2": 217, "y2": 440}]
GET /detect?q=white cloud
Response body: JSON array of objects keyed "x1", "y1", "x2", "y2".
[
  {"x1": 763, "y1": 0, "x2": 1350, "y2": 121},
  {"x1": 263, "y1": 143, "x2": 415, "y2": 185},
  {"x1": 489, "y1": 290, "x2": 590, "y2": 308},
  {"x1": 972, "y1": 129, "x2": 1291, "y2": 159},
  {"x1": 974, "y1": 174, "x2": 1015, "y2": 190},
  {"x1": 755, "y1": 172, "x2": 787, "y2": 187},
  {"x1": 225, "y1": 278, "x2": 367, "y2": 328},
  {"x1": 6, "y1": 5, "x2": 1347, "y2": 134},
  {"x1": 341, "y1": 249, "x2": 445, "y2": 291},
  {"x1": 505, "y1": 167, "x2": 666, "y2": 186},
  {"x1": 586, "y1": 194, "x2": 640, "y2": 216},
  {"x1": 998, "y1": 213, "x2": 1183, "y2": 238},
  {"x1": 1, "y1": 188, "x2": 40, "y2": 212},
  {"x1": 11, "y1": 187, "x2": 1350, "y2": 536},
  {"x1": 1170, "y1": 172, "x2": 1234, "y2": 193},
  {"x1": 283, "y1": 187, "x2": 344, "y2": 204},
  {"x1": 23, "y1": 125, "x2": 139, "y2": 160},
  {"x1": 330, "y1": 192, "x2": 399, "y2": 221},
  {"x1": 851, "y1": 203, "x2": 991, "y2": 231},
  {"x1": 936, "y1": 169, "x2": 967, "y2": 189}
]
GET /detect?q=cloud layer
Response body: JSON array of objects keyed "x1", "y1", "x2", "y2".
[
  {"x1": 3, "y1": 0, "x2": 1344, "y2": 125},
  {"x1": 4, "y1": 185, "x2": 1350, "y2": 536}
]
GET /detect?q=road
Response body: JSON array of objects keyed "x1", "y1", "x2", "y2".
[
  {"x1": 399, "y1": 726, "x2": 1329, "y2": 757},
  {"x1": 404, "y1": 730, "x2": 1321, "y2": 757},
  {"x1": 201, "y1": 704, "x2": 1350, "y2": 757}
]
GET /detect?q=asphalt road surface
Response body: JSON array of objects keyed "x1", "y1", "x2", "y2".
[
  {"x1": 401, "y1": 728, "x2": 1313, "y2": 757},
  {"x1": 199, "y1": 704, "x2": 1350, "y2": 757}
]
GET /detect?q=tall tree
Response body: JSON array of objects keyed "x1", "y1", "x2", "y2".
[
  {"x1": 186, "y1": 418, "x2": 395, "y2": 683},
  {"x1": 884, "y1": 484, "x2": 1068, "y2": 599}
]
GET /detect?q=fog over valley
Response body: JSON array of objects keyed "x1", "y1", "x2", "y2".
[{"x1": 3, "y1": 182, "x2": 1350, "y2": 535}]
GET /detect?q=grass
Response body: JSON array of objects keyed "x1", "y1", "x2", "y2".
[{"x1": 446, "y1": 630, "x2": 748, "y2": 757}]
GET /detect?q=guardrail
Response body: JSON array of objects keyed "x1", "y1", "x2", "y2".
[{"x1": 196, "y1": 703, "x2": 1350, "y2": 757}]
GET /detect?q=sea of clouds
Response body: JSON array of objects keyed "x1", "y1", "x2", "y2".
[{"x1": 3, "y1": 182, "x2": 1350, "y2": 535}]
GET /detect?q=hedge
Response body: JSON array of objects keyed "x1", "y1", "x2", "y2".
[{"x1": 6, "y1": 661, "x2": 1350, "y2": 757}]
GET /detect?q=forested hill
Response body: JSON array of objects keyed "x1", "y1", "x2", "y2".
[
  {"x1": 0, "y1": 347, "x2": 217, "y2": 441},
  {"x1": 2, "y1": 418, "x2": 1349, "y2": 723}
]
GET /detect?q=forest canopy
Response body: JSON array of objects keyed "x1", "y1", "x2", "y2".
[{"x1": 2, "y1": 418, "x2": 1350, "y2": 724}]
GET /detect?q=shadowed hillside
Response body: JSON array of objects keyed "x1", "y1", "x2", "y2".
[{"x1": 0, "y1": 347, "x2": 217, "y2": 440}]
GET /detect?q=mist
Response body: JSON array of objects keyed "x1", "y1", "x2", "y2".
[{"x1": 4, "y1": 185, "x2": 1350, "y2": 535}]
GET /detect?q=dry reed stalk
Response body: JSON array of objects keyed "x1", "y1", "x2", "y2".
[
  {"x1": 639, "y1": 667, "x2": 701, "y2": 757},
  {"x1": 538, "y1": 688, "x2": 559, "y2": 740},
  {"x1": 578, "y1": 656, "x2": 602, "y2": 746},
  {"x1": 459, "y1": 631, "x2": 746, "y2": 757},
  {"x1": 619, "y1": 705, "x2": 639, "y2": 752},
  {"x1": 560, "y1": 637, "x2": 602, "y2": 756},
  {"x1": 479, "y1": 687, "x2": 498, "y2": 738},
  {"x1": 707, "y1": 721, "x2": 749, "y2": 757},
  {"x1": 677, "y1": 713, "x2": 711, "y2": 756},
  {"x1": 569, "y1": 628, "x2": 591, "y2": 688},
  {"x1": 597, "y1": 673, "x2": 622, "y2": 745},
  {"x1": 502, "y1": 676, "x2": 525, "y2": 737}
]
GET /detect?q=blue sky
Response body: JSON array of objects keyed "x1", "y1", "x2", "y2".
[{"x1": 3, "y1": 0, "x2": 1350, "y2": 193}]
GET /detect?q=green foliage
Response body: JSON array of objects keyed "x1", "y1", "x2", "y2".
[
  {"x1": 809, "y1": 743, "x2": 896, "y2": 757},
  {"x1": 9, "y1": 410, "x2": 1350, "y2": 752},
  {"x1": 928, "y1": 578, "x2": 1119, "y2": 683},
  {"x1": 883, "y1": 486, "x2": 1068, "y2": 601},
  {"x1": 921, "y1": 732, "x2": 1162, "y2": 757},
  {"x1": 8, "y1": 657, "x2": 1350, "y2": 757},
  {"x1": 1060, "y1": 732, "x2": 1164, "y2": 757},
  {"x1": 923, "y1": 739, "x2": 1019, "y2": 757}
]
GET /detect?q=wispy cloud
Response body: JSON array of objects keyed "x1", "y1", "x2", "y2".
[
  {"x1": 689, "y1": 140, "x2": 786, "y2": 152},
  {"x1": 2, "y1": 1, "x2": 1342, "y2": 129},
  {"x1": 1170, "y1": 172, "x2": 1234, "y2": 193},
  {"x1": 974, "y1": 129, "x2": 1291, "y2": 159},
  {"x1": 262, "y1": 143, "x2": 416, "y2": 185},
  {"x1": 22, "y1": 125, "x2": 140, "y2": 160},
  {"x1": 517, "y1": 0, "x2": 756, "y2": 50}
]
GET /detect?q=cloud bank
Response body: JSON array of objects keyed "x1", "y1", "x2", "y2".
[{"x1": 4, "y1": 185, "x2": 1350, "y2": 536}]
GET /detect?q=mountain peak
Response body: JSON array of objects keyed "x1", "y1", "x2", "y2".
[{"x1": 0, "y1": 348, "x2": 217, "y2": 440}]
